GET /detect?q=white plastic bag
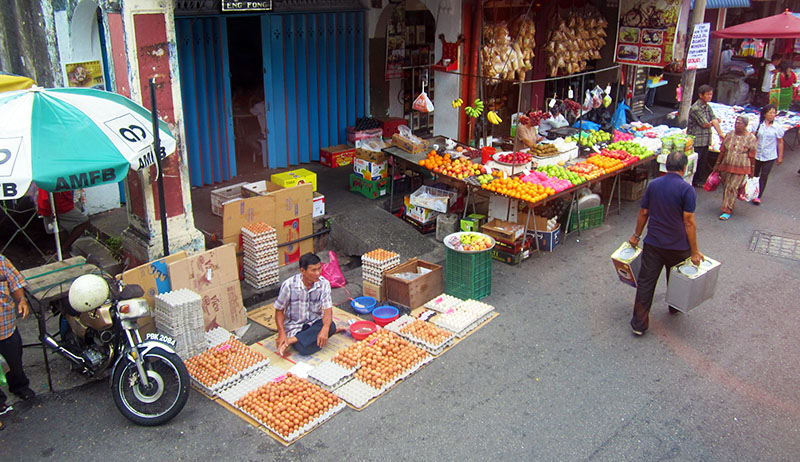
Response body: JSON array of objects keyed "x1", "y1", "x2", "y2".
[
  {"x1": 741, "y1": 176, "x2": 760, "y2": 202},
  {"x1": 413, "y1": 91, "x2": 435, "y2": 112}
]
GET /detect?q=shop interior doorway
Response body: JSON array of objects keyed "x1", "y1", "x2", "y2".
[{"x1": 227, "y1": 16, "x2": 267, "y2": 172}]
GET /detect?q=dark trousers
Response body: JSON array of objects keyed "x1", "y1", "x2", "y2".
[
  {"x1": 293, "y1": 319, "x2": 337, "y2": 356},
  {"x1": 0, "y1": 328, "x2": 30, "y2": 406},
  {"x1": 754, "y1": 159, "x2": 776, "y2": 198},
  {"x1": 693, "y1": 145, "x2": 711, "y2": 187},
  {"x1": 631, "y1": 244, "x2": 691, "y2": 333}
]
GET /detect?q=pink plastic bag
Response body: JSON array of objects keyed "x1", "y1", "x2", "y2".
[
  {"x1": 704, "y1": 171, "x2": 720, "y2": 192},
  {"x1": 321, "y1": 251, "x2": 346, "y2": 288}
]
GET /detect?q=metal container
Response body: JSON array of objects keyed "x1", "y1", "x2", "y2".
[
  {"x1": 610, "y1": 242, "x2": 642, "y2": 288},
  {"x1": 665, "y1": 256, "x2": 721, "y2": 312}
]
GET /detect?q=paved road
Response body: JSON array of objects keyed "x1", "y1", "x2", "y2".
[{"x1": 3, "y1": 158, "x2": 799, "y2": 461}]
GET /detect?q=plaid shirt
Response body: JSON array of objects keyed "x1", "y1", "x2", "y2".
[
  {"x1": 687, "y1": 99, "x2": 715, "y2": 148},
  {"x1": 274, "y1": 274, "x2": 332, "y2": 337},
  {"x1": 0, "y1": 255, "x2": 27, "y2": 340}
]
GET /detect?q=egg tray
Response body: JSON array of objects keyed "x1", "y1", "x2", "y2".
[
  {"x1": 382, "y1": 314, "x2": 416, "y2": 334},
  {"x1": 245, "y1": 279, "x2": 280, "y2": 290},
  {"x1": 337, "y1": 354, "x2": 433, "y2": 408},
  {"x1": 217, "y1": 365, "x2": 288, "y2": 404},
  {"x1": 243, "y1": 271, "x2": 280, "y2": 283},
  {"x1": 243, "y1": 266, "x2": 280, "y2": 278},
  {"x1": 455, "y1": 299, "x2": 495, "y2": 316},
  {"x1": 205, "y1": 327, "x2": 233, "y2": 349},
  {"x1": 434, "y1": 311, "x2": 494, "y2": 338},
  {"x1": 424, "y1": 293, "x2": 463, "y2": 313},
  {"x1": 221, "y1": 371, "x2": 347, "y2": 444},
  {"x1": 396, "y1": 331, "x2": 455, "y2": 356},
  {"x1": 242, "y1": 245, "x2": 279, "y2": 256},
  {"x1": 307, "y1": 361, "x2": 359, "y2": 390},
  {"x1": 186, "y1": 343, "x2": 272, "y2": 394},
  {"x1": 241, "y1": 226, "x2": 277, "y2": 238}
]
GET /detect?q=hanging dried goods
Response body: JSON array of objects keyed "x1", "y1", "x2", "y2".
[
  {"x1": 481, "y1": 17, "x2": 535, "y2": 81},
  {"x1": 543, "y1": 8, "x2": 608, "y2": 77}
]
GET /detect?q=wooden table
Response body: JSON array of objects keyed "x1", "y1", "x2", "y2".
[{"x1": 21, "y1": 256, "x2": 102, "y2": 391}]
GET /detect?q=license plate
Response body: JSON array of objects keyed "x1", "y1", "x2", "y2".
[{"x1": 145, "y1": 332, "x2": 177, "y2": 347}]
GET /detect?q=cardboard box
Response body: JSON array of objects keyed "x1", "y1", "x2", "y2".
[
  {"x1": 313, "y1": 192, "x2": 325, "y2": 218},
  {"x1": 392, "y1": 133, "x2": 428, "y2": 154},
  {"x1": 167, "y1": 244, "x2": 247, "y2": 331},
  {"x1": 517, "y1": 212, "x2": 552, "y2": 233},
  {"x1": 491, "y1": 247, "x2": 530, "y2": 265},
  {"x1": 349, "y1": 174, "x2": 389, "y2": 199},
  {"x1": 223, "y1": 214, "x2": 314, "y2": 267},
  {"x1": 488, "y1": 195, "x2": 519, "y2": 222},
  {"x1": 610, "y1": 242, "x2": 642, "y2": 287},
  {"x1": 530, "y1": 224, "x2": 562, "y2": 252},
  {"x1": 355, "y1": 147, "x2": 388, "y2": 163},
  {"x1": 620, "y1": 180, "x2": 647, "y2": 201},
  {"x1": 362, "y1": 280, "x2": 385, "y2": 302},
  {"x1": 242, "y1": 180, "x2": 270, "y2": 198},
  {"x1": 383, "y1": 258, "x2": 443, "y2": 309},
  {"x1": 346, "y1": 126, "x2": 383, "y2": 145},
  {"x1": 119, "y1": 251, "x2": 188, "y2": 334},
  {"x1": 271, "y1": 168, "x2": 318, "y2": 191},
  {"x1": 460, "y1": 213, "x2": 486, "y2": 232},
  {"x1": 404, "y1": 195, "x2": 438, "y2": 224},
  {"x1": 409, "y1": 185, "x2": 458, "y2": 213},
  {"x1": 320, "y1": 144, "x2": 355, "y2": 168},
  {"x1": 353, "y1": 157, "x2": 388, "y2": 181},
  {"x1": 481, "y1": 219, "x2": 525, "y2": 243},
  {"x1": 222, "y1": 182, "x2": 313, "y2": 240},
  {"x1": 210, "y1": 182, "x2": 246, "y2": 216}
]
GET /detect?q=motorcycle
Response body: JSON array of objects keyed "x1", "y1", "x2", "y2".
[{"x1": 41, "y1": 267, "x2": 189, "y2": 426}]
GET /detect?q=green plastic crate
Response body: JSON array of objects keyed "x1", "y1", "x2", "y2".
[
  {"x1": 445, "y1": 248, "x2": 492, "y2": 300},
  {"x1": 567, "y1": 205, "x2": 604, "y2": 233},
  {"x1": 349, "y1": 173, "x2": 389, "y2": 199}
]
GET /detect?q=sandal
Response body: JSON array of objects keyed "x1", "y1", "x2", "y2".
[{"x1": 719, "y1": 213, "x2": 731, "y2": 220}]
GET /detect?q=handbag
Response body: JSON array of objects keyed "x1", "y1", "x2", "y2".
[{"x1": 704, "y1": 171, "x2": 720, "y2": 192}]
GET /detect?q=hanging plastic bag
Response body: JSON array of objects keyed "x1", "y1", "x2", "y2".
[
  {"x1": 413, "y1": 91, "x2": 435, "y2": 113},
  {"x1": 703, "y1": 171, "x2": 721, "y2": 192},
  {"x1": 321, "y1": 251, "x2": 346, "y2": 288},
  {"x1": 741, "y1": 176, "x2": 760, "y2": 202},
  {"x1": 612, "y1": 101, "x2": 629, "y2": 130}
]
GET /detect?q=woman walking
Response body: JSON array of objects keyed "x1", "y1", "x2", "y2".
[
  {"x1": 753, "y1": 104, "x2": 784, "y2": 205},
  {"x1": 713, "y1": 115, "x2": 757, "y2": 220}
]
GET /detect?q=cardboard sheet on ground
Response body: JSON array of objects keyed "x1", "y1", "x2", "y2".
[
  {"x1": 247, "y1": 303, "x2": 279, "y2": 331},
  {"x1": 249, "y1": 307, "x2": 364, "y2": 370}
]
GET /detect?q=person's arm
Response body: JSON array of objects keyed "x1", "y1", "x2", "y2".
[
  {"x1": 275, "y1": 309, "x2": 288, "y2": 353},
  {"x1": 317, "y1": 307, "x2": 333, "y2": 348},
  {"x1": 777, "y1": 137, "x2": 784, "y2": 164},
  {"x1": 629, "y1": 208, "x2": 649, "y2": 248},
  {"x1": 12, "y1": 287, "x2": 29, "y2": 319},
  {"x1": 714, "y1": 137, "x2": 727, "y2": 170},
  {"x1": 683, "y1": 211, "x2": 704, "y2": 265}
]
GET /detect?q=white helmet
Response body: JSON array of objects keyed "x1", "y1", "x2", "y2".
[{"x1": 69, "y1": 274, "x2": 110, "y2": 313}]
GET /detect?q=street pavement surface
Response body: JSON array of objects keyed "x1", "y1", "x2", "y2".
[{"x1": 2, "y1": 154, "x2": 799, "y2": 461}]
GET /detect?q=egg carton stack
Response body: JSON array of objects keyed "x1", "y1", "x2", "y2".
[
  {"x1": 184, "y1": 338, "x2": 271, "y2": 396},
  {"x1": 154, "y1": 289, "x2": 205, "y2": 359},
  {"x1": 424, "y1": 293, "x2": 463, "y2": 313},
  {"x1": 205, "y1": 327, "x2": 232, "y2": 349},
  {"x1": 307, "y1": 361, "x2": 358, "y2": 391},
  {"x1": 432, "y1": 299, "x2": 495, "y2": 338},
  {"x1": 361, "y1": 248, "x2": 401, "y2": 286},
  {"x1": 334, "y1": 378, "x2": 381, "y2": 408},
  {"x1": 242, "y1": 222, "x2": 280, "y2": 289}
]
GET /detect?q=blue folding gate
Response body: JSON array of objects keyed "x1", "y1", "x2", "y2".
[{"x1": 177, "y1": 11, "x2": 366, "y2": 186}]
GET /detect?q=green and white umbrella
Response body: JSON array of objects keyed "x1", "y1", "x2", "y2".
[{"x1": 0, "y1": 86, "x2": 176, "y2": 200}]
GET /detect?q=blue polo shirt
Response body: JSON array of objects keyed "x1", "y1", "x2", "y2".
[{"x1": 641, "y1": 172, "x2": 696, "y2": 251}]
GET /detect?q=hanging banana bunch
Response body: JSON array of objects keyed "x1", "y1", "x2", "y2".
[
  {"x1": 487, "y1": 110, "x2": 502, "y2": 124},
  {"x1": 451, "y1": 98, "x2": 463, "y2": 108},
  {"x1": 464, "y1": 98, "x2": 484, "y2": 118}
]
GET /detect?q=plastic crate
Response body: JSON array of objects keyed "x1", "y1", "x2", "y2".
[
  {"x1": 567, "y1": 205, "x2": 604, "y2": 233},
  {"x1": 349, "y1": 173, "x2": 389, "y2": 199},
  {"x1": 445, "y1": 248, "x2": 492, "y2": 300}
]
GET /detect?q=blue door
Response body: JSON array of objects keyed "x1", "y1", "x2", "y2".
[
  {"x1": 261, "y1": 11, "x2": 366, "y2": 169},
  {"x1": 176, "y1": 17, "x2": 236, "y2": 187}
]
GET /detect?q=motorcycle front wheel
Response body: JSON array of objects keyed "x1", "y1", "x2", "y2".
[{"x1": 111, "y1": 348, "x2": 189, "y2": 426}]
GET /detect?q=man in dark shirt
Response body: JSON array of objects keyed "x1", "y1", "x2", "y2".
[{"x1": 628, "y1": 152, "x2": 704, "y2": 336}]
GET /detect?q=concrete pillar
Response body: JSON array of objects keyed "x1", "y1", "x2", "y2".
[{"x1": 103, "y1": 0, "x2": 203, "y2": 265}]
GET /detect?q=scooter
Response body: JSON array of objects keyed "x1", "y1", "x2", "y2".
[{"x1": 40, "y1": 267, "x2": 189, "y2": 426}]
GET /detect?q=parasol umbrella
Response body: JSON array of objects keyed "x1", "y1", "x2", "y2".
[
  {"x1": 0, "y1": 72, "x2": 36, "y2": 93},
  {"x1": 712, "y1": 10, "x2": 800, "y2": 39},
  {"x1": 0, "y1": 86, "x2": 176, "y2": 259}
]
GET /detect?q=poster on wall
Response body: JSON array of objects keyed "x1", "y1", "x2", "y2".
[
  {"x1": 64, "y1": 60, "x2": 105, "y2": 89},
  {"x1": 615, "y1": 0, "x2": 682, "y2": 67},
  {"x1": 686, "y1": 23, "x2": 711, "y2": 70},
  {"x1": 385, "y1": 4, "x2": 405, "y2": 80}
]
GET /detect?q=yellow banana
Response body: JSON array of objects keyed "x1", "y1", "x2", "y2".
[
  {"x1": 452, "y1": 98, "x2": 463, "y2": 108},
  {"x1": 488, "y1": 111, "x2": 502, "y2": 124}
]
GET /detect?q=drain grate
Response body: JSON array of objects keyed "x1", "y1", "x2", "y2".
[{"x1": 749, "y1": 231, "x2": 800, "y2": 261}]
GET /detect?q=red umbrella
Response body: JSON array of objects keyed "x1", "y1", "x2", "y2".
[{"x1": 712, "y1": 10, "x2": 800, "y2": 39}]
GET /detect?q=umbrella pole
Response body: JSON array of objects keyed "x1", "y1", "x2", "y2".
[
  {"x1": 149, "y1": 78, "x2": 169, "y2": 256},
  {"x1": 49, "y1": 192, "x2": 63, "y2": 261}
]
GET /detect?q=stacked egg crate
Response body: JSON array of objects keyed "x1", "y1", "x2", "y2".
[
  {"x1": 154, "y1": 289, "x2": 205, "y2": 360},
  {"x1": 361, "y1": 248, "x2": 400, "y2": 285},
  {"x1": 242, "y1": 222, "x2": 280, "y2": 289}
]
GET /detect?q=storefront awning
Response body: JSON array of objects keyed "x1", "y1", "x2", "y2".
[{"x1": 691, "y1": 0, "x2": 751, "y2": 8}]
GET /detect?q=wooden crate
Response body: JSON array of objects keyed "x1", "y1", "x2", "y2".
[{"x1": 383, "y1": 258, "x2": 443, "y2": 309}]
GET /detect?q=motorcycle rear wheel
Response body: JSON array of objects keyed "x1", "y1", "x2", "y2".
[{"x1": 111, "y1": 348, "x2": 189, "y2": 426}]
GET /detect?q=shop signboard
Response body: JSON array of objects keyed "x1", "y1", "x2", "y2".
[
  {"x1": 64, "y1": 60, "x2": 104, "y2": 89},
  {"x1": 686, "y1": 23, "x2": 711, "y2": 70},
  {"x1": 615, "y1": 0, "x2": 683, "y2": 67},
  {"x1": 221, "y1": 0, "x2": 273, "y2": 12}
]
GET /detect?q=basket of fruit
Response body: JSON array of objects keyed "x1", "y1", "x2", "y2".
[{"x1": 443, "y1": 232, "x2": 495, "y2": 253}]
